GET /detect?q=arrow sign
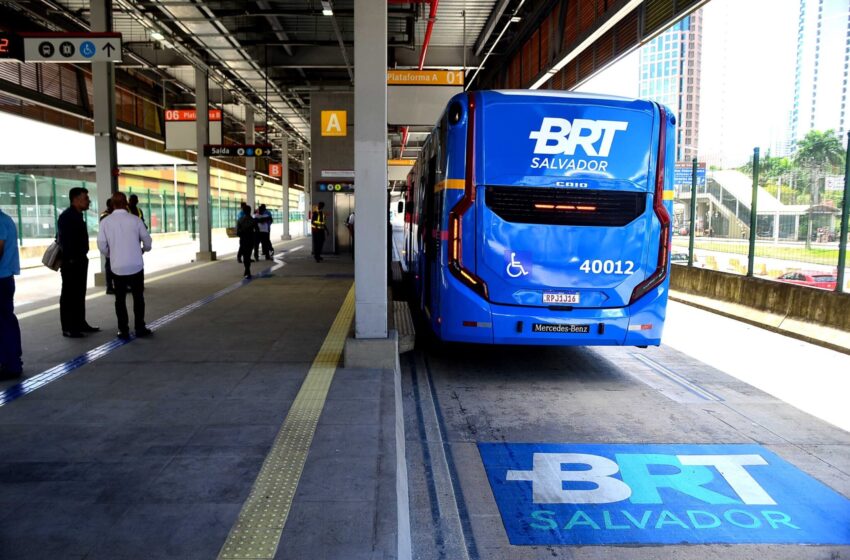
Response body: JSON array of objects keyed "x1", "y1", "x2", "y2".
[
  {"x1": 203, "y1": 144, "x2": 274, "y2": 158},
  {"x1": 22, "y1": 33, "x2": 122, "y2": 63}
]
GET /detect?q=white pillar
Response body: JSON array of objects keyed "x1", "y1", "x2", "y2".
[
  {"x1": 245, "y1": 105, "x2": 256, "y2": 210},
  {"x1": 91, "y1": 0, "x2": 117, "y2": 286},
  {"x1": 281, "y1": 135, "x2": 291, "y2": 240},
  {"x1": 774, "y1": 211, "x2": 780, "y2": 243},
  {"x1": 354, "y1": 0, "x2": 388, "y2": 339},
  {"x1": 195, "y1": 66, "x2": 215, "y2": 260},
  {"x1": 303, "y1": 149, "x2": 311, "y2": 238}
]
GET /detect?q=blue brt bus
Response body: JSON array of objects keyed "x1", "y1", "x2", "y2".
[{"x1": 402, "y1": 90, "x2": 676, "y2": 346}]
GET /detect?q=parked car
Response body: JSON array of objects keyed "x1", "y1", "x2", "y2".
[
  {"x1": 775, "y1": 270, "x2": 837, "y2": 290},
  {"x1": 671, "y1": 252, "x2": 700, "y2": 266}
]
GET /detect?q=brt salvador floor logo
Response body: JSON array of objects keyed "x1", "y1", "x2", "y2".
[{"x1": 477, "y1": 443, "x2": 850, "y2": 545}]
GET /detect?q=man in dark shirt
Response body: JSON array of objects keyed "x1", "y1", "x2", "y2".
[
  {"x1": 311, "y1": 201, "x2": 328, "y2": 263},
  {"x1": 57, "y1": 187, "x2": 99, "y2": 337}
]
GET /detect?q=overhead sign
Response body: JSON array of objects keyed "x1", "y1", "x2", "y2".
[
  {"x1": 317, "y1": 181, "x2": 354, "y2": 193},
  {"x1": 269, "y1": 163, "x2": 283, "y2": 178},
  {"x1": 674, "y1": 162, "x2": 707, "y2": 193},
  {"x1": 321, "y1": 110, "x2": 347, "y2": 137},
  {"x1": 0, "y1": 33, "x2": 24, "y2": 61},
  {"x1": 388, "y1": 85, "x2": 463, "y2": 126},
  {"x1": 321, "y1": 169, "x2": 354, "y2": 179},
  {"x1": 479, "y1": 443, "x2": 850, "y2": 545},
  {"x1": 203, "y1": 144, "x2": 273, "y2": 158},
  {"x1": 165, "y1": 109, "x2": 222, "y2": 122},
  {"x1": 387, "y1": 70, "x2": 464, "y2": 86},
  {"x1": 165, "y1": 108, "x2": 222, "y2": 151},
  {"x1": 21, "y1": 33, "x2": 122, "y2": 63}
]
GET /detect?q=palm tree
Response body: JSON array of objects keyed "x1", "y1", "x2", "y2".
[
  {"x1": 794, "y1": 130, "x2": 846, "y2": 246},
  {"x1": 794, "y1": 129, "x2": 845, "y2": 173}
]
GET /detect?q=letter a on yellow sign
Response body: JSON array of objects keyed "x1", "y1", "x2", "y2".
[{"x1": 322, "y1": 110, "x2": 346, "y2": 137}]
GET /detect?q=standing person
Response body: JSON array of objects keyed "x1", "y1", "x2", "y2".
[
  {"x1": 256, "y1": 204, "x2": 274, "y2": 260},
  {"x1": 236, "y1": 202, "x2": 249, "y2": 264},
  {"x1": 57, "y1": 187, "x2": 99, "y2": 338},
  {"x1": 237, "y1": 205, "x2": 257, "y2": 279},
  {"x1": 252, "y1": 207, "x2": 262, "y2": 262},
  {"x1": 345, "y1": 211, "x2": 355, "y2": 255},
  {"x1": 0, "y1": 208, "x2": 22, "y2": 380},
  {"x1": 311, "y1": 201, "x2": 328, "y2": 263},
  {"x1": 128, "y1": 194, "x2": 146, "y2": 227},
  {"x1": 97, "y1": 192, "x2": 153, "y2": 341},
  {"x1": 99, "y1": 198, "x2": 115, "y2": 295}
]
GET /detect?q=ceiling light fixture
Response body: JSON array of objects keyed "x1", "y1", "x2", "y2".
[
  {"x1": 321, "y1": 0, "x2": 333, "y2": 16},
  {"x1": 150, "y1": 31, "x2": 165, "y2": 41}
]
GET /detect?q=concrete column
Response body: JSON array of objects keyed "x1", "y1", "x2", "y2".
[
  {"x1": 245, "y1": 105, "x2": 256, "y2": 210},
  {"x1": 195, "y1": 66, "x2": 215, "y2": 261},
  {"x1": 303, "y1": 148, "x2": 311, "y2": 238},
  {"x1": 281, "y1": 135, "x2": 291, "y2": 240},
  {"x1": 353, "y1": 0, "x2": 388, "y2": 339},
  {"x1": 91, "y1": 0, "x2": 117, "y2": 287}
]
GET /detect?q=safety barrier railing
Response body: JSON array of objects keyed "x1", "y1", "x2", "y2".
[{"x1": 672, "y1": 132, "x2": 850, "y2": 294}]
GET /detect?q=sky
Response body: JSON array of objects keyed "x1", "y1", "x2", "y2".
[{"x1": 575, "y1": 0, "x2": 801, "y2": 167}]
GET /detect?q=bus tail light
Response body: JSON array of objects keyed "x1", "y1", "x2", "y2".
[
  {"x1": 534, "y1": 203, "x2": 597, "y2": 211},
  {"x1": 448, "y1": 92, "x2": 488, "y2": 300},
  {"x1": 630, "y1": 104, "x2": 671, "y2": 304}
]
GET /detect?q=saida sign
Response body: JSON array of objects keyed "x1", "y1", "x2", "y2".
[{"x1": 478, "y1": 443, "x2": 850, "y2": 545}]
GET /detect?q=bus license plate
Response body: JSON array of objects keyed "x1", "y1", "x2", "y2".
[{"x1": 543, "y1": 292, "x2": 580, "y2": 304}]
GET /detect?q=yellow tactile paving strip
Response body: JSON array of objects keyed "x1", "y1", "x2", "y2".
[{"x1": 218, "y1": 284, "x2": 355, "y2": 560}]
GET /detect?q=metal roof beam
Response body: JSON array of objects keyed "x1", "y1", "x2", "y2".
[{"x1": 474, "y1": 0, "x2": 513, "y2": 57}]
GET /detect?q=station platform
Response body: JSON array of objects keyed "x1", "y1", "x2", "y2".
[
  {"x1": 0, "y1": 238, "x2": 399, "y2": 560},
  {"x1": 2, "y1": 237, "x2": 849, "y2": 559}
]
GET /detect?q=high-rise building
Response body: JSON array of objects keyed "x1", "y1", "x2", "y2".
[
  {"x1": 639, "y1": 10, "x2": 704, "y2": 162},
  {"x1": 790, "y1": 0, "x2": 850, "y2": 147}
]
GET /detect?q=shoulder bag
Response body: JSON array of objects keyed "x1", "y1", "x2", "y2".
[{"x1": 42, "y1": 240, "x2": 63, "y2": 271}]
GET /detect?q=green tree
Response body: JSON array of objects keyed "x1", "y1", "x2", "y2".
[
  {"x1": 793, "y1": 129, "x2": 845, "y2": 247},
  {"x1": 793, "y1": 129, "x2": 845, "y2": 172}
]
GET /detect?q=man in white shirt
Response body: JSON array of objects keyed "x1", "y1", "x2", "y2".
[{"x1": 97, "y1": 192, "x2": 153, "y2": 340}]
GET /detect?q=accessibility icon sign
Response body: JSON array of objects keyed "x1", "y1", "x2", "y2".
[{"x1": 80, "y1": 41, "x2": 96, "y2": 59}]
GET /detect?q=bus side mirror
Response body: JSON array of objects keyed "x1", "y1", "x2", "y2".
[{"x1": 397, "y1": 201, "x2": 404, "y2": 213}]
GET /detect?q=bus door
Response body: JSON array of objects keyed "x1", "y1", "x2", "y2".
[{"x1": 422, "y1": 157, "x2": 439, "y2": 319}]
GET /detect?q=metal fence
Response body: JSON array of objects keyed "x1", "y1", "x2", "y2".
[
  {"x1": 672, "y1": 137, "x2": 850, "y2": 293},
  {"x1": 0, "y1": 172, "x2": 305, "y2": 244}
]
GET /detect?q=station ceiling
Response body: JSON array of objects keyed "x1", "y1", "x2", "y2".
[{"x1": 0, "y1": 0, "x2": 706, "y2": 165}]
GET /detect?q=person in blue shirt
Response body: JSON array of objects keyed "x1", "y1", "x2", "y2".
[{"x1": 0, "y1": 208, "x2": 22, "y2": 379}]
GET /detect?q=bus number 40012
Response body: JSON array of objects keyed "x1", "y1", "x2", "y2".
[{"x1": 579, "y1": 259, "x2": 635, "y2": 275}]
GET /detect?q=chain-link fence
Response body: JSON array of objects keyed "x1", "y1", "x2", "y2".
[{"x1": 672, "y1": 137, "x2": 850, "y2": 293}]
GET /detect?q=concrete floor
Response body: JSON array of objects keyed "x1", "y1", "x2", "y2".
[
  {"x1": 0, "y1": 239, "x2": 398, "y2": 560},
  {"x1": 403, "y1": 326, "x2": 850, "y2": 559},
  {"x1": 4, "y1": 229, "x2": 849, "y2": 560}
]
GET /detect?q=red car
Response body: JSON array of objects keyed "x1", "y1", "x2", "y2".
[{"x1": 776, "y1": 270, "x2": 837, "y2": 290}]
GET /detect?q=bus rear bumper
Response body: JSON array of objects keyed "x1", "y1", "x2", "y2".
[{"x1": 439, "y1": 281, "x2": 668, "y2": 347}]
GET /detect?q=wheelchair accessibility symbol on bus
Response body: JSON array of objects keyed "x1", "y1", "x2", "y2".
[{"x1": 506, "y1": 252, "x2": 531, "y2": 278}]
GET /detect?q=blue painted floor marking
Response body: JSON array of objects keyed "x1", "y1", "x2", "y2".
[
  {"x1": 478, "y1": 442, "x2": 850, "y2": 545},
  {"x1": 0, "y1": 251, "x2": 292, "y2": 407}
]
